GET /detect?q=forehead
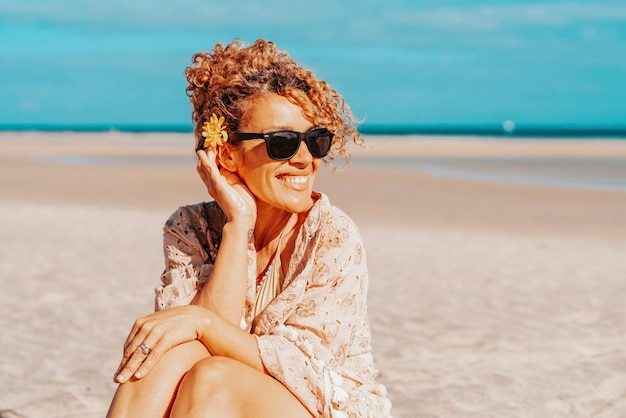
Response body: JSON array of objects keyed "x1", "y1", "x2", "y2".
[{"x1": 239, "y1": 93, "x2": 313, "y2": 132}]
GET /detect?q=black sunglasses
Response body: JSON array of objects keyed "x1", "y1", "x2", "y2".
[{"x1": 229, "y1": 128, "x2": 334, "y2": 161}]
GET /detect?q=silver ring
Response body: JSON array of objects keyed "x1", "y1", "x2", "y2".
[{"x1": 139, "y1": 342, "x2": 151, "y2": 355}]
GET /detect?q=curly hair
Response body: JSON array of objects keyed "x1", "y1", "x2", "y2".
[{"x1": 185, "y1": 39, "x2": 361, "y2": 165}]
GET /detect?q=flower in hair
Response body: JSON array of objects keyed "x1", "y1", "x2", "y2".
[{"x1": 201, "y1": 113, "x2": 228, "y2": 150}]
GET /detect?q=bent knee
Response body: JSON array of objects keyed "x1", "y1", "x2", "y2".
[
  {"x1": 172, "y1": 357, "x2": 251, "y2": 416},
  {"x1": 184, "y1": 356, "x2": 240, "y2": 388},
  {"x1": 109, "y1": 342, "x2": 210, "y2": 417},
  {"x1": 176, "y1": 357, "x2": 245, "y2": 409}
]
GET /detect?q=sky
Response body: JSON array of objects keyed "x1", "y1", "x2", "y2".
[{"x1": 1, "y1": 0, "x2": 626, "y2": 129}]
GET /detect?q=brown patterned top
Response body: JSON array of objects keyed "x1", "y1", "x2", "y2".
[{"x1": 154, "y1": 193, "x2": 392, "y2": 417}]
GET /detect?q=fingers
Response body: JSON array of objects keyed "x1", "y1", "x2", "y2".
[
  {"x1": 117, "y1": 316, "x2": 147, "y2": 370},
  {"x1": 197, "y1": 149, "x2": 243, "y2": 187},
  {"x1": 197, "y1": 150, "x2": 230, "y2": 197},
  {"x1": 197, "y1": 149, "x2": 220, "y2": 178},
  {"x1": 115, "y1": 337, "x2": 166, "y2": 383},
  {"x1": 196, "y1": 150, "x2": 256, "y2": 223},
  {"x1": 197, "y1": 151, "x2": 246, "y2": 202},
  {"x1": 197, "y1": 163, "x2": 209, "y2": 184},
  {"x1": 132, "y1": 340, "x2": 165, "y2": 380},
  {"x1": 114, "y1": 342, "x2": 153, "y2": 383},
  {"x1": 115, "y1": 318, "x2": 167, "y2": 383}
]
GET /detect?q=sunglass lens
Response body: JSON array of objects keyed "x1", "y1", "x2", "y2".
[
  {"x1": 307, "y1": 129, "x2": 332, "y2": 158},
  {"x1": 266, "y1": 132, "x2": 300, "y2": 160}
]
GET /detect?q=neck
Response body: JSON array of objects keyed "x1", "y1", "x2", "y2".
[{"x1": 253, "y1": 204, "x2": 294, "y2": 251}]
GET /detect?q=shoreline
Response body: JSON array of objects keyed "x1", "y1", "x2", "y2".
[
  {"x1": 3, "y1": 131, "x2": 626, "y2": 194},
  {"x1": 2, "y1": 131, "x2": 625, "y2": 238}
]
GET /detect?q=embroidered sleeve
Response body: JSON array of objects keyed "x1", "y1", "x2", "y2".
[
  {"x1": 154, "y1": 203, "x2": 224, "y2": 311},
  {"x1": 254, "y1": 215, "x2": 392, "y2": 417}
]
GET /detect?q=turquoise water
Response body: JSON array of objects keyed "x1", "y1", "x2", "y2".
[{"x1": 2, "y1": 123, "x2": 626, "y2": 139}]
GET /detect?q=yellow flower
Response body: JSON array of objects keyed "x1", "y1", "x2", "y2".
[{"x1": 201, "y1": 113, "x2": 228, "y2": 150}]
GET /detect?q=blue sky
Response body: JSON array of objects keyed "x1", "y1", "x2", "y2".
[{"x1": 1, "y1": 0, "x2": 625, "y2": 128}]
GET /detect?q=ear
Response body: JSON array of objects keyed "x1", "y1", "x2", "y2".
[{"x1": 216, "y1": 143, "x2": 238, "y2": 172}]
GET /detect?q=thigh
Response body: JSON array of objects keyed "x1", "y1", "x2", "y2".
[
  {"x1": 107, "y1": 340, "x2": 210, "y2": 418},
  {"x1": 171, "y1": 356, "x2": 314, "y2": 418}
]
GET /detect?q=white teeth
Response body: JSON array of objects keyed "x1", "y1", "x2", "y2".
[{"x1": 280, "y1": 176, "x2": 307, "y2": 185}]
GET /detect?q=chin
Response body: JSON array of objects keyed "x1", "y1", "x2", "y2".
[{"x1": 280, "y1": 193, "x2": 315, "y2": 214}]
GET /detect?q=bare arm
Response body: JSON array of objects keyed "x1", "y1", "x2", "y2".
[
  {"x1": 191, "y1": 149, "x2": 256, "y2": 326},
  {"x1": 190, "y1": 221, "x2": 251, "y2": 325}
]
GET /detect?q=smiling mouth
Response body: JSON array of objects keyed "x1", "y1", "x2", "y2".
[{"x1": 278, "y1": 175, "x2": 308, "y2": 186}]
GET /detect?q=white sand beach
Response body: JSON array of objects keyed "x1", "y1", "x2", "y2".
[{"x1": 1, "y1": 132, "x2": 625, "y2": 417}]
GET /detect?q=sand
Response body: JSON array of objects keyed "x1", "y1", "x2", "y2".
[{"x1": 1, "y1": 132, "x2": 625, "y2": 417}]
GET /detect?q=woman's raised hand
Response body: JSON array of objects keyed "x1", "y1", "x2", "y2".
[
  {"x1": 196, "y1": 149, "x2": 256, "y2": 227},
  {"x1": 114, "y1": 305, "x2": 211, "y2": 383}
]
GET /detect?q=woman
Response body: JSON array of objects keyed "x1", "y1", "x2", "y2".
[{"x1": 107, "y1": 39, "x2": 391, "y2": 418}]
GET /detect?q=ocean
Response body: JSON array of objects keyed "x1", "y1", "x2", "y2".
[{"x1": 1, "y1": 123, "x2": 626, "y2": 139}]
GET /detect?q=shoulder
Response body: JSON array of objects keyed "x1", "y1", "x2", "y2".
[
  {"x1": 302, "y1": 194, "x2": 367, "y2": 289},
  {"x1": 307, "y1": 193, "x2": 363, "y2": 251},
  {"x1": 162, "y1": 201, "x2": 226, "y2": 263},
  {"x1": 312, "y1": 193, "x2": 360, "y2": 233},
  {"x1": 164, "y1": 201, "x2": 226, "y2": 232}
]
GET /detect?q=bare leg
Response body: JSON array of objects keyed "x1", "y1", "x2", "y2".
[
  {"x1": 170, "y1": 356, "x2": 314, "y2": 418},
  {"x1": 107, "y1": 340, "x2": 210, "y2": 418}
]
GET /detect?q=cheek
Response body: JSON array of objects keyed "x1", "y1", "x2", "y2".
[
  {"x1": 234, "y1": 148, "x2": 259, "y2": 176},
  {"x1": 237, "y1": 143, "x2": 269, "y2": 167},
  {"x1": 237, "y1": 154, "x2": 277, "y2": 190}
]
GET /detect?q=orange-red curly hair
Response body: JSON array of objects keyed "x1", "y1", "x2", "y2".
[{"x1": 185, "y1": 39, "x2": 361, "y2": 165}]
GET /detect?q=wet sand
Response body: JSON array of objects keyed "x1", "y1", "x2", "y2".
[{"x1": 1, "y1": 132, "x2": 625, "y2": 417}]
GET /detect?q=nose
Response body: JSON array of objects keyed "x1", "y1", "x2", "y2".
[{"x1": 289, "y1": 140, "x2": 313, "y2": 165}]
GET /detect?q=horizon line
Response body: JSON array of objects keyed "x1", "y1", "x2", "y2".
[{"x1": 1, "y1": 123, "x2": 626, "y2": 138}]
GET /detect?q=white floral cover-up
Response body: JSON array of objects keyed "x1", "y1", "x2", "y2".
[{"x1": 155, "y1": 192, "x2": 392, "y2": 417}]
